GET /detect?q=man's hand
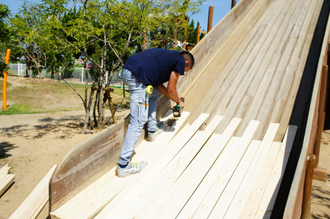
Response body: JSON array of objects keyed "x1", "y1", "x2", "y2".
[{"x1": 178, "y1": 95, "x2": 185, "y2": 108}]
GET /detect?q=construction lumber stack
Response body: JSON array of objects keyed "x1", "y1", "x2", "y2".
[{"x1": 0, "y1": 164, "x2": 15, "y2": 197}]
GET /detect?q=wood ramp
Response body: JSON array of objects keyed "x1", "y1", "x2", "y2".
[{"x1": 48, "y1": 0, "x2": 327, "y2": 218}]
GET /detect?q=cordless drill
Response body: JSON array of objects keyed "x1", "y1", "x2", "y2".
[{"x1": 172, "y1": 98, "x2": 184, "y2": 117}]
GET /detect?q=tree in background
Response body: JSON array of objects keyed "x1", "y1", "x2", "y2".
[
  {"x1": 3, "y1": 0, "x2": 202, "y2": 130},
  {"x1": 0, "y1": 4, "x2": 10, "y2": 77},
  {"x1": 10, "y1": 2, "x2": 49, "y2": 78}
]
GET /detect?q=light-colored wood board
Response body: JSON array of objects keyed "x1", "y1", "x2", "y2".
[
  {"x1": 255, "y1": 125, "x2": 298, "y2": 218},
  {"x1": 51, "y1": 112, "x2": 190, "y2": 219},
  {"x1": 0, "y1": 174, "x2": 15, "y2": 197},
  {"x1": 9, "y1": 165, "x2": 57, "y2": 219},
  {"x1": 134, "y1": 128, "x2": 220, "y2": 218},
  {"x1": 254, "y1": 0, "x2": 315, "y2": 139},
  {"x1": 276, "y1": 0, "x2": 324, "y2": 141},
  {"x1": 0, "y1": 164, "x2": 10, "y2": 180},
  {"x1": 208, "y1": 140, "x2": 261, "y2": 218},
  {"x1": 145, "y1": 118, "x2": 241, "y2": 218},
  {"x1": 220, "y1": 123, "x2": 280, "y2": 219},
  {"x1": 238, "y1": 141, "x2": 282, "y2": 218},
  {"x1": 199, "y1": 0, "x2": 279, "y2": 118},
  {"x1": 216, "y1": 0, "x2": 301, "y2": 134},
  {"x1": 237, "y1": 0, "x2": 305, "y2": 137},
  {"x1": 190, "y1": 120, "x2": 259, "y2": 218},
  {"x1": 176, "y1": 118, "x2": 242, "y2": 218},
  {"x1": 95, "y1": 114, "x2": 210, "y2": 219}
]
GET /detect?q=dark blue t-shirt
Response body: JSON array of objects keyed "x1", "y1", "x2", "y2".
[{"x1": 123, "y1": 48, "x2": 185, "y2": 86}]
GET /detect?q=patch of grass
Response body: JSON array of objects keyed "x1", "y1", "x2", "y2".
[
  {"x1": 0, "y1": 76, "x2": 130, "y2": 115},
  {"x1": 0, "y1": 104, "x2": 42, "y2": 115}
]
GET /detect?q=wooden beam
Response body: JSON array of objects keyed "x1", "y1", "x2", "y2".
[
  {"x1": 313, "y1": 167, "x2": 327, "y2": 181},
  {"x1": 301, "y1": 153, "x2": 316, "y2": 219},
  {"x1": 0, "y1": 164, "x2": 14, "y2": 197},
  {"x1": 9, "y1": 165, "x2": 56, "y2": 219},
  {"x1": 314, "y1": 65, "x2": 328, "y2": 167},
  {"x1": 207, "y1": 6, "x2": 214, "y2": 33},
  {"x1": 0, "y1": 174, "x2": 15, "y2": 197}
]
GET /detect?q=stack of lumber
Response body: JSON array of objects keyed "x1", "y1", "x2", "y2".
[
  {"x1": 0, "y1": 164, "x2": 15, "y2": 197},
  {"x1": 9, "y1": 165, "x2": 57, "y2": 219}
]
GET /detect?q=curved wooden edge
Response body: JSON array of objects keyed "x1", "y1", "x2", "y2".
[
  {"x1": 49, "y1": 114, "x2": 131, "y2": 212},
  {"x1": 283, "y1": 6, "x2": 330, "y2": 219}
]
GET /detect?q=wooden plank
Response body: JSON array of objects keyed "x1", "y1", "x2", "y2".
[
  {"x1": 249, "y1": 0, "x2": 311, "y2": 139},
  {"x1": 177, "y1": 118, "x2": 242, "y2": 218},
  {"x1": 183, "y1": 0, "x2": 274, "y2": 125},
  {"x1": 49, "y1": 116, "x2": 131, "y2": 210},
  {"x1": 0, "y1": 164, "x2": 11, "y2": 179},
  {"x1": 96, "y1": 114, "x2": 211, "y2": 218},
  {"x1": 132, "y1": 117, "x2": 221, "y2": 219},
  {"x1": 208, "y1": 140, "x2": 261, "y2": 218},
  {"x1": 224, "y1": 123, "x2": 280, "y2": 219},
  {"x1": 189, "y1": 120, "x2": 259, "y2": 218},
  {"x1": 216, "y1": 0, "x2": 300, "y2": 135},
  {"x1": 256, "y1": 125, "x2": 298, "y2": 218},
  {"x1": 313, "y1": 167, "x2": 328, "y2": 181},
  {"x1": 238, "y1": 142, "x2": 282, "y2": 218},
  {"x1": 9, "y1": 165, "x2": 57, "y2": 219},
  {"x1": 239, "y1": 125, "x2": 297, "y2": 218},
  {"x1": 145, "y1": 118, "x2": 241, "y2": 219},
  {"x1": 275, "y1": 0, "x2": 324, "y2": 141},
  {"x1": 51, "y1": 112, "x2": 190, "y2": 219},
  {"x1": 0, "y1": 174, "x2": 15, "y2": 197}
]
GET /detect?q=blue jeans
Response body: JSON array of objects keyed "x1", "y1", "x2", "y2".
[{"x1": 118, "y1": 68, "x2": 159, "y2": 165}]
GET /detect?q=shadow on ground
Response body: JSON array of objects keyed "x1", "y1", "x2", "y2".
[
  {"x1": 0, "y1": 142, "x2": 17, "y2": 158},
  {"x1": 0, "y1": 116, "x2": 84, "y2": 140}
]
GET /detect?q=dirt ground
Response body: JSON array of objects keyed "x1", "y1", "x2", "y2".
[
  {"x1": 0, "y1": 78, "x2": 329, "y2": 218},
  {"x1": 311, "y1": 130, "x2": 330, "y2": 219}
]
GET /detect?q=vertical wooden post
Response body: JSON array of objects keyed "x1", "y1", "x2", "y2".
[
  {"x1": 231, "y1": 0, "x2": 236, "y2": 8},
  {"x1": 197, "y1": 25, "x2": 201, "y2": 44},
  {"x1": 184, "y1": 16, "x2": 188, "y2": 50},
  {"x1": 143, "y1": 33, "x2": 147, "y2": 51},
  {"x1": 2, "y1": 49, "x2": 11, "y2": 110},
  {"x1": 302, "y1": 153, "x2": 316, "y2": 219},
  {"x1": 208, "y1": 6, "x2": 214, "y2": 33},
  {"x1": 314, "y1": 65, "x2": 328, "y2": 168}
]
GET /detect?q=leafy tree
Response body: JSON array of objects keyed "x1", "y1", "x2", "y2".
[
  {"x1": 40, "y1": 0, "x2": 202, "y2": 130},
  {"x1": 10, "y1": 2, "x2": 46, "y2": 78},
  {"x1": 0, "y1": 4, "x2": 10, "y2": 77}
]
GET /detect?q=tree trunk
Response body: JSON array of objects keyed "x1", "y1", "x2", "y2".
[{"x1": 32, "y1": 55, "x2": 41, "y2": 79}]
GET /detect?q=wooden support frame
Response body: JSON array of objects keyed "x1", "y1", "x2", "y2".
[{"x1": 283, "y1": 6, "x2": 330, "y2": 218}]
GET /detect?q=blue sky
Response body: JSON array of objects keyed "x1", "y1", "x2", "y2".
[{"x1": 2, "y1": 0, "x2": 233, "y2": 30}]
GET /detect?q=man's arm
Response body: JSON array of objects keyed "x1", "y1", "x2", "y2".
[{"x1": 157, "y1": 71, "x2": 184, "y2": 107}]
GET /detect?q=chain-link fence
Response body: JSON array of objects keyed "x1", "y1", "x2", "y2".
[{"x1": 8, "y1": 64, "x2": 123, "y2": 87}]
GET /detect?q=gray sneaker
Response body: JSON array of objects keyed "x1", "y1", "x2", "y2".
[
  {"x1": 148, "y1": 122, "x2": 166, "y2": 142},
  {"x1": 116, "y1": 161, "x2": 147, "y2": 177}
]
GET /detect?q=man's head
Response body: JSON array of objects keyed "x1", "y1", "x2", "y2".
[{"x1": 180, "y1": 51, "x2": 195, "y2": 72}]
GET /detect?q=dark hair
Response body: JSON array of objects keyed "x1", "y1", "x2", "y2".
[{"x1": 180, "y1": 51, "x2": 195, "y2": 69}]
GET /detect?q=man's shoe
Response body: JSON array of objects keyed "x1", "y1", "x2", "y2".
[
  {"x1": 148, "y1": 122, "x2": 166, "y2": 142},
  {"x1": 116, "y1": 161, "x2": 147, "y2": 177}
]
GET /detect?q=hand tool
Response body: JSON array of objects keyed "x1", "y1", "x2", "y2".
[{"x1": 172, "y1": 98, "x2": 184, "y2": 117}]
